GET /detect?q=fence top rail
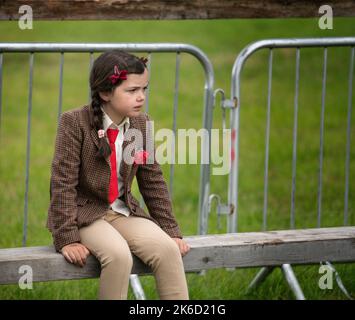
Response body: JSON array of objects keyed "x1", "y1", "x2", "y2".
[
  {"x1": 0, "y1": 41, "x2": 214, "y2": 92},
  {"x1": 231, "y1": 37, "x2": 355, "y2": 95},
  {"x1": 0, "y1": 42, "x2": 204, "y2": 54}
]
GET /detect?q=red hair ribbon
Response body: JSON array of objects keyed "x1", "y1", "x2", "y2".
[
  {"x1": 108, "y1": 65, "x2": 128, "y2": 84},
  {"x1": 140, "y1": 57, "x2": 148, "y2": 66}
]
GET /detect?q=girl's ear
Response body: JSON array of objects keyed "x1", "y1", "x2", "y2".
[{"x1": 99, "y1": 91, "x2": 112, "y2": 102}]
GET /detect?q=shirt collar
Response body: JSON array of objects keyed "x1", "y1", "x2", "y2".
[{"x1": 101, "y1": 106, "x2": 130, "y2": 133}]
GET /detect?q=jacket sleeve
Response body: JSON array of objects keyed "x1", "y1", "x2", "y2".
[
  {"x1": 47, "y1": 111, "x2": 82, "y2": 252},
  {"x1": 136, "y1": 113, "x2": 183, "y2": 239}
]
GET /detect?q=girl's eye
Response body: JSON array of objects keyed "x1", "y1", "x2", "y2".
[{"x1": 128, "y1": 87, "x2": 148, "y2": 92}]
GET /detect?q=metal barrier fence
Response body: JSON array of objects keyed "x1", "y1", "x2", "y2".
[
  {"x1": 206, "y1": 37, "x2": 355, "y2": 299},
  {"x1": 229, "y1": 37, "x2": 354, "y2": 233},
  {"x1": 0, "y1": 43, "x2": 214, "y2": 300},
  {"x1": 0, "y1": 42, "x2": 215, "y2": 246}
]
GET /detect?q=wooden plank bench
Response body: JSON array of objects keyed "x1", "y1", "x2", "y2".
[{"x1": 1, "y1": 226, "x2": 354, "y2": 285}]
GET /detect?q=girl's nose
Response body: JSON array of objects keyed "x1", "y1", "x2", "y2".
[{"x1": 138, "y1": 91, "x2": 145, "y2": 101}]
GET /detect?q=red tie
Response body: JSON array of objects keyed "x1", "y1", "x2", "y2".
[{"x1": 107, "y1": 128, "x2": 119, "y2": 204}]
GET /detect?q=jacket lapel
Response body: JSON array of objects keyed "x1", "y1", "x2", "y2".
[
  {"x1": 119, "y1": 117, "x2": 137, "y2": 186},
  {"x1": 88, "y1": 103, "x2": 138, "y2": 188}
]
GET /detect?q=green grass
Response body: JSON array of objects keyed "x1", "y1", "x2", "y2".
[{"x1": 0, "y1": 18, "x2": 355, "y2": 299}]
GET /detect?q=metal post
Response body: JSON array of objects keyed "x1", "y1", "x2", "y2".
[
  {"x1": 130, "y1": 274, "x2": 146, "y2": 300},
  {"x1": 247, "y1": 267, "x2": 275, "y2": 292},
  {"x1": 281, "y1": 264, "x2": 306, "y2": 300}
]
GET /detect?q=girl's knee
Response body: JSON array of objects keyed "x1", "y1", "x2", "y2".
[
  {"x1": 101, "y1": 245, "x2": 133, "y2": 269},
  {"x1": 159, "y1": 237, "x2": 181, "y2": 259}
]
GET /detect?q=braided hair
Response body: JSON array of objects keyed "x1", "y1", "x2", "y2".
[{"x1": 89, "y1": 50, "x2": 147, "y2": 159}]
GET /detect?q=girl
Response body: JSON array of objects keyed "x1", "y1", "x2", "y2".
[{"x1": 47, "y1": 50, "x2": 190, "y2": 300}]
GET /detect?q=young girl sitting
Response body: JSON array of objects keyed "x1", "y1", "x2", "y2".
[{"x1": 47, "y1": 50, "x2": 190, "y2": 300}]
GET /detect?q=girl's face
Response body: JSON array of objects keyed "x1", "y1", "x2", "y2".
[{"x1": 100, "y1": 68, "x2": 149, "y2": 123}]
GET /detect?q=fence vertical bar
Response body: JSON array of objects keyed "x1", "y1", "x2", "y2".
[
  {"x1": 140, "y1": 52, "x2": 152, "y2": 209},
  {"x1": 144, "y1": 52, "x2": 152, "y2": 114},
  {"x1": 263, "y1": 49, "x2": 273, "y2": 231},
  {"x1": 0, "y1": 53, "x2": 3, "y2": 133},
  {"x1": 228, "y1": 87, "x2": 239, "y2": 233},
  {"x1": 344, "y1": 47, "x2": 354, "y2": 226},
  {"x1": 229, "y1": 56, "x2": 242, "y2": 234},
  {"x1": 169, "y1": 52, "x2": 181, "y2": 197},
  {"x1": 290, "y1": 48, "x2": 301, "y2": 229},
  {"x1": 88, "y1": 52, "x2": 94, "y2": 104},
  {"x1": 317, "y1": 47, "x2": 327, "y2": 228},
  {"x1": 58, "y1": 52, "x2": 64, "y2": 122},
  {"x1": 23, "y1": 52, "x2": 34, "y2": 247},
  {"x1": 198, "y1": 62, "x2": 214, "y2": 236}
]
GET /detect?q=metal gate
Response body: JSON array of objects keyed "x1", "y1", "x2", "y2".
[
  {"x1": 0, "y1": 42, "x2": 214, "y2": 299},
  {"x1": 203, "y1": 37, "x2": 355, "y2": 299}
]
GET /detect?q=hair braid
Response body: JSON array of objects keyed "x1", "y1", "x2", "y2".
[{"x1": 91, "y1": 92, "x2": 111, "y2": 159}]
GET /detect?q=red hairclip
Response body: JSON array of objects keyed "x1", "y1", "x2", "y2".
[
  {"x1": 140, "y1": 57, "x2": 148, "y2": 66},
  {"x1": 108, "y1": 65, "x2": 128, "y2": 84}
]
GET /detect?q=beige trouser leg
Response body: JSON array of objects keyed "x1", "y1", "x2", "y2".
[
  {"x1": 79, "y1": 210, "x2": 189, "y2": 300},
  {"x1": 79, "y1": 216, "x2": 133, "y2": 300}
]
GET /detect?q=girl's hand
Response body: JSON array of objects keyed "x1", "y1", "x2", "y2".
[
  {"x1": 172, "y1": 238, "x2": 190, "y2": 257},
  {"x1": 61, "y1": 242, "x2": 91, "y2": 267}
]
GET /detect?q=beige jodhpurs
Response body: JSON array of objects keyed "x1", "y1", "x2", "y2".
[{"x1": 79, "y1": 209, "x2": 189, "y2": 300}]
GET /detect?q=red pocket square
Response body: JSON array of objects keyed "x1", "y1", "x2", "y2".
[{"x1": 133, "y1": 150, "x2": 149, "y2": 165}]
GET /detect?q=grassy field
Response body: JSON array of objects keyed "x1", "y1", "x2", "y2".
[{"x1": 0, "y1": 17, "x2": 354, "y2": 300}]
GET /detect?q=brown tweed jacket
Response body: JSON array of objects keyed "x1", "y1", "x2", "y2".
[{"x1": 46, "y1": 104, "x2": 182, "y2": 252}]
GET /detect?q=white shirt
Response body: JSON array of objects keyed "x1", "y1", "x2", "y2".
[{"x1": 101, "y1": 106, "x2": 131, "y2": 216}]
